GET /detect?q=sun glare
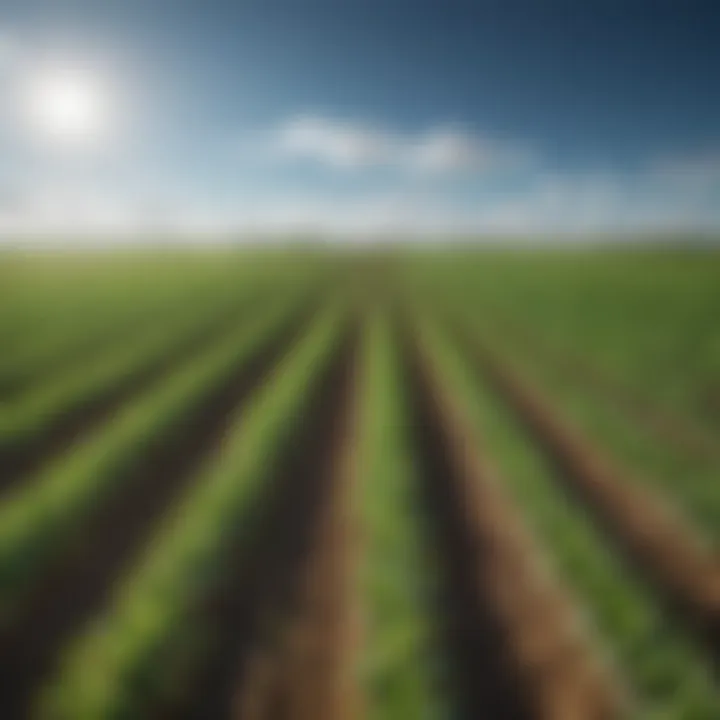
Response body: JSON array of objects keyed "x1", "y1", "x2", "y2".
[{"x1": 26, "y1": 67, "x2": 108, "y2": 146}]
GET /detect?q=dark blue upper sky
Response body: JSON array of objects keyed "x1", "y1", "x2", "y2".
[{"x1": 1, "y1": 0, "x2": 719, "y2": 234}]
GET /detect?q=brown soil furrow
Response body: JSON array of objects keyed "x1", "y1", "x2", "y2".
[
  {"x1": 0, "y1": 291, "x2": 274, "y2": 494},
  {"x1": 232, "y1": 347, "x2": 360, "y2": 720},
  {"x1": 232, "y1": 395, "x2": 359, "y2": 720},
  {"x1": 0, "y1": 309, "x2": 312, "y2": 720},
  {"x1": 404, "y1": 347, "x2": 532, "y2": 719},
  {"x1": 406, "y1": 332, "x2": 625, "y2": 720},
  {"x1": 164, "y1": 327, "x2": 358, "y2": 720},
  {"x1": 460, "y1": 333, "x2": 720, "y2": 660}
]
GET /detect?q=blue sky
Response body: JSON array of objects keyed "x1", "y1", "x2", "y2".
[{"x1": 1, "y1": 0, "x2": 719, "y2": 236}]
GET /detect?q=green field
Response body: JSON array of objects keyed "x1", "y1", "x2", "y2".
[{"x1": 0, "y1": 246, "x2": 718, "y2": 719}]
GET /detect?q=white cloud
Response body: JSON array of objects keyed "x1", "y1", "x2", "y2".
[
  {"x1": 3, "y1": 170, "x2": 717, "y2": 242},
  {"x1": 0, "y1": 186, "x2": 137, "y2": 235},
  {"x1": 273, "y1": 115, "x2": 532, "y2": 176},
  {"x1": 276, "y1": 116, "x2": 398, "y2": 169},
  {"x1": 409, "y1": 126, "x2": 531, "y2": 174},
  {"x1": 2, "y1": 109, "x2": 719, "y2": 242}
]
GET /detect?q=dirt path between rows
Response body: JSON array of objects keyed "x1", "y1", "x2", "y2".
[
  {"x1": 458, "y1": 330, "x2": 720, "y2": 666},
  {"x1": 162, "y1": 326, "x2": 358, "y2": 720},
  {"x1": 231, "y1": 341, "x2": 360, "y2": 720},
  {"x1": 0, "y1": 307, "x2": 313, "y2": 720},
  {"x1": 404, "y1": 328, "x2": 626, "y2": 720}
]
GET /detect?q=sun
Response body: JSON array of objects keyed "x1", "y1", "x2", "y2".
[{"x1": 26, "y1": 67, "x2": 108, "y2": 146}]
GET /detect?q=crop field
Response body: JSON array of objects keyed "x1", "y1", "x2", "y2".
[{"x1": 0, "y1": 246, "x2": 718, "y2": 719}]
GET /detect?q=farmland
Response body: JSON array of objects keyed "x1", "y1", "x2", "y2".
[{"x1": 0, "y1": 246, "x2": 719, "y2": 719}]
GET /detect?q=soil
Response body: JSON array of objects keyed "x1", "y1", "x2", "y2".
[
  {"x1": 164, "y1": 327, "x2": 358, "y2": 720},
  {"x1": 458, "y1": 330, "x2": 720, "y2": 667},
  {"x1": 401, "y1": 337, "x2": 533, "y2": 719},
  {"x1": 405, "y1": 331, "x2": 626, "y2": 720},
  {"x1": 231, "y1": 350, "x2": 360, "y2": 720},
  {"x1": 0, "y1": 306, "x2": 313, "y2": 720}
]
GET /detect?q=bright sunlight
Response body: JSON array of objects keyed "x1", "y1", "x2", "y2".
[{"x1": 25, "y1": 66, "x2": 109, "y2": 146}]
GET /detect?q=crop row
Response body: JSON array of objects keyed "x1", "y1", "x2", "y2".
[
  {"x1": 0, "y1": 252, "x2": 717, "y2": 719},
  {"x1": 412, "y1": 311, "x2": 719, "y2": 718}
]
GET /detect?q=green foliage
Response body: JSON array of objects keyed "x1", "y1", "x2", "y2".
[
  {"x1": 0, "y1": 249, "x2": 718, "y2": 719},
  {"x1": 37, "y1": 304, "x2": 347, "y2": 719},
  {"x1": 357, "y1": 314, "x2": 450, "y2": 720},
  {"x1": 0, "y1": 289, "x2": 309, "y2": 616},
  {"x1": 417, "y1": 316, "x2": 719, "y2": 719},
  {"x1": 404, "y1": 252, "x2": 720, "y2": 543}
]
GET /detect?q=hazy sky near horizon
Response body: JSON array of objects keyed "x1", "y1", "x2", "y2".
[{"x1": 1, "y1": 0, "x2": 719, "y2": 237}]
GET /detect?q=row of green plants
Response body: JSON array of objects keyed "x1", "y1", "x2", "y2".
[
  {"x1": 0, "y1": 258, "x2": 247, "y2": 384},
  {"x1": 37, "y1": 303, "x2": 348, "y2": 719},
  {"x1": 0, "y1": 253, "x2": 309, "y2": 393},
  {"x1": 0, "y1": 288, "x2": 312, "y2": 620},
  {"x1": 402, "y1": 250, "x2": 720, "y2": 432},
  {"x1": 0, "y1": 291, "x2": 177, "y2": 393},
  {"x1": 418, "y1": 315, "x2": 719, "y2": 719},
  {"x1": 414, "y1": 280, "x2": 720, "y2": 546},
  {"x1": 357, "y1": 313, "x2": 449, "y2": 720},
  {"x1": 475, "y1": 322, "x2": 720, "y2": 543},
  {"x1": 0, "y1": 276, "x2": 272, "y2": 448}
]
